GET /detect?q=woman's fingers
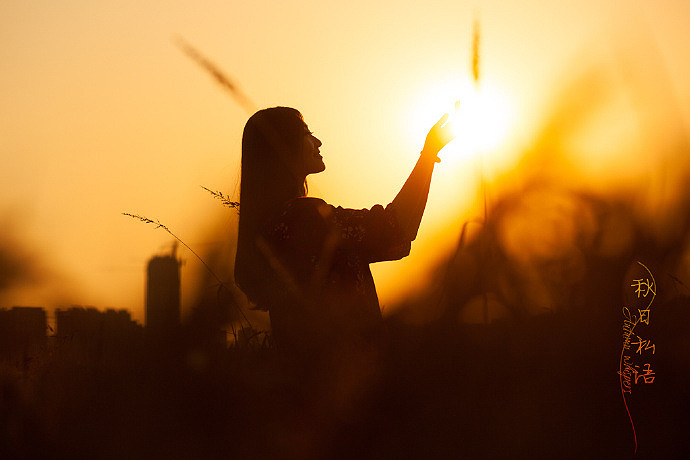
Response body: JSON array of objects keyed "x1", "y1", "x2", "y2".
[
  {"x1": 437, "y1": 115, "x2": 456, "y2": 144},
  {"x1": 423, "y1": 102, "x2": 461, "y2": 157}
]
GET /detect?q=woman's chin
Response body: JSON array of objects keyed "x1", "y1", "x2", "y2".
[{"x1": 312, "y1": 160, "x2": 326, "y2": 173}]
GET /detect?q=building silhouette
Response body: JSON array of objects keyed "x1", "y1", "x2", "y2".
[
  {"x1": 55, "y1": 306, "x2": 143, "y2": 366},
  {"x1": 0, "y1": 245, "x2": 184, "y2": 366},
  {"x1": 146, "y1": 245, "x2": 181, "y2": 341},
  {"x1": 0, "y1": 306, "x2": 47, "y2": 364}
]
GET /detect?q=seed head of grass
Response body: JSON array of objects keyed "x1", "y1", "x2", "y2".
[
  {"x1": 201, "y1": 186, "x2": 240, "y2": 212},
  {"x1": 173, "y1": 36, "x2": 257, "y2": 115},
  {"x1": 122, "y1": 213, "x2": 171, "y2": 232},
  {"x1": 472, "y1": 16, "x2": 481, "y2": 86}
]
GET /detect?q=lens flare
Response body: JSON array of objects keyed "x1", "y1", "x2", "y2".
[{"x1": 451, "y1": 85, "x2": 512, "y2": 153}]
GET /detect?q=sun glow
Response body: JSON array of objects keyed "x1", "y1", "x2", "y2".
[{"x1": 408, "y1": 78, "x2": 514, "y2": 166}]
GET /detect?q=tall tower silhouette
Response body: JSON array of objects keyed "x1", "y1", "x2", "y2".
[{"x1": 146, "y1": 244, "x2": 181, "y2": 339}]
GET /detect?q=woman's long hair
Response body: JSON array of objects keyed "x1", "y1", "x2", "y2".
[{"x1": 234, "y1": 107, "x2": 307, "y2": 307}]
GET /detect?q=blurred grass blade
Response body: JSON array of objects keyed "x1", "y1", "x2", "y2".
[{"x1": 174, "y1": 36, "x2": 257, "y2": 114}]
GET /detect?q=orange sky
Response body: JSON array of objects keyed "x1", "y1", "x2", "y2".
[{"x1": 2, "y1": 0, "x2": 689, "y2": 324}]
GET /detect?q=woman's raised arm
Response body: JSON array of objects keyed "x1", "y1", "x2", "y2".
[{"x1": 391, "y1": 113, "x2": 456, "y2": 241}]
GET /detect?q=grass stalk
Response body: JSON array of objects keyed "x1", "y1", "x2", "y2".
[{"x1": 122, "y1": 212, "x2": 253, "y2": 328}]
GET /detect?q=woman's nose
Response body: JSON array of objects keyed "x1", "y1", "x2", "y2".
[{"x1": 314, "y1": 136, "x2": 322, "y2": 148}]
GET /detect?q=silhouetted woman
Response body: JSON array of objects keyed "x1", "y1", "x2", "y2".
[{"x1": 235, "y1": 107, "x2": 454, "y2": 365}]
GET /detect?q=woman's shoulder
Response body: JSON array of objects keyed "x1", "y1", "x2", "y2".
[
  {"x1": 287, "y1": 199, "x2": 396, "y2": 225},
  {"x1": 265, "y1": 197, "x2": 332, "y2": 244},
  {"x1": 287, "y1": 196, "x2": 327, "y2": 208},
  {"x1": 282, "y1": 197, "x2": 333, "y2": 217},
  {"x1": 269, "y1": 197, "x2": 331, "y2": 229},
  {"x1": 280, "y1": 198, "x2": 395, "y2": 228}
]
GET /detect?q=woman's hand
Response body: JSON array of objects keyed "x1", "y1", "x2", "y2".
[{"x1": 421, "y1": 108, "x2": 457, "y2": 161}]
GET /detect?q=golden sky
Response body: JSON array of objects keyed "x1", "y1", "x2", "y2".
[{"x1": 2, "y1": 0, "x2": 689, "y2": 324}]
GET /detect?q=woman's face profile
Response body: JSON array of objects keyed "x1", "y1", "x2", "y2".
[{"x1": 301, "y1": 124, "x2": 325, "y2": 175}]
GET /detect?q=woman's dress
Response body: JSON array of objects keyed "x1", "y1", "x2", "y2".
[{"x1": 260, "y1": 197, "x2": 411, "y2": 359}]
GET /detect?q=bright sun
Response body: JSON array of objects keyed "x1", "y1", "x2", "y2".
[{"x1": 408, "y1": 78, "x2": 514, "y2": 166}]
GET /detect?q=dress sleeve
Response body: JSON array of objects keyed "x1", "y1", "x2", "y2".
[{"x1": 318, "y1": 200, "x2": 412, "y2": 263}]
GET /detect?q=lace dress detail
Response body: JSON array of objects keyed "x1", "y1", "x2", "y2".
[{"x1": 259, "y1": 197, "x2": 410, "y2": 353}]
